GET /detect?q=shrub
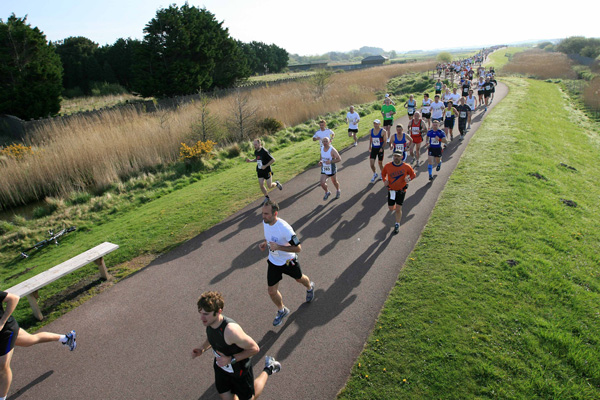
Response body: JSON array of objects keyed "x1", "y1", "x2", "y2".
[
  {"x1": 327, "y1": 120, "x2": 337, "y2": 129},
  {"x1": 0, "y1": 220, "x2": 14, "y2": 235},
  {"x1": 257, "y1": 117, "x2": 283, "y2": 135},
  {"x1": 0, "y1": 143, "x2": 34, "y2": 160},
  {"x1": 68, "y1": 191, "x2": 92, "y2": 205},
  {"x1": 372, "y1": 104, "x2": 382, "y2": 110},
  {"x1": 179, "y1": 140, "x2": 216, "y2": 162}
]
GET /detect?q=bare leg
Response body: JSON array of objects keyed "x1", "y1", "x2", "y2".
[
  {"x1": 395, "y1": 205, "x2": 403, "y2": 224},
  {"x1": 267, "y1": 283, "x2": 284, "y2": 309},
  {"x1": 0, "y1": 350, "x2": 14, "y2": 398},
  {"x1": 369, "y1": 158, "x2": 376, "y2": 173},
  {"x1": 330, "y1": 175, "x2": 340, "y2": 191},
  {"x1": 253, "y1": 371, "x2": 270, "y2": 399},
  {"x1": 378, "y1": 160, "x2": 384, "y2": 174},
  {"x1": 295, "y1": 274, "x2": 311, "y2": 289},
  {"x1": 15, "y1": 328, "x2": 60, "y2": 347},
  {"x1": 258, "y1": 178, "x2": 268, "y2": 197},
  {"x1": 320, "y1": 175, "x2": 328, "y2": 192}
]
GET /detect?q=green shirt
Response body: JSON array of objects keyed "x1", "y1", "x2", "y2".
[{"x1": 381, "y1": 105, "x2": 396, "y2": 121}]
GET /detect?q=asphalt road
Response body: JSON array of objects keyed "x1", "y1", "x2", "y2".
[{"x1": 9, "y1": 82, "x2": 508, "y2": 400}]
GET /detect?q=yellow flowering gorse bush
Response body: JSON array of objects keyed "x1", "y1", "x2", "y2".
[
  {"x1": 0, "y1": 143, "x2": 35, "y2": 160},
  {"x1": 179, "y1": 140, "x2": 216, "y2": 161}
]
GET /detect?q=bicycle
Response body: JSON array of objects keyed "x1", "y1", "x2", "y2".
[{"x1": 20, "y1": 226, "x2": 77, "y2": 259}]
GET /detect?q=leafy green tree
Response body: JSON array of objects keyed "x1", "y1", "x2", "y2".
[
  {"x1": 239, "y1": 41, "x2": 289, "y2": 74},
  {"x1": 436, "y1": 51, "x2": 452, "y2": 63},
  {"x1": 0, "y1": 14, "x2": 62, "y2": 119},
  {"x1": 133, "y1": 4, "x2": 250, "y2": 97},
  {"x1": 55, "y1": 36, "x2": 104, "y2": 94},
  {"x1": 100, "y1": 38, "x2": 141, "y2": 89}
]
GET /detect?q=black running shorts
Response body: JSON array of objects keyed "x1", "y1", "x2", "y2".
[
  {"x1": 214, "y1": 361, "x2": 255, "y2": 400},
  {"x1": 267, "y1": 258, "x2": 303, "y2": 287}
]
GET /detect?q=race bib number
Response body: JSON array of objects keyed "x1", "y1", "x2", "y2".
[
  {"x1": 431, "y1": 137, "x2": 440, "y2": 145},
  {"x1": 322, "y1": 162, "x2": 332, "y2": 174},
  {"x1": 385, "y1": 112, "x2": 391, "y2": 118},
  {"x1": 389, "y1": 190, "x2": 396, "y2": 201},
  {"x1": 257, "y1": 160, "x2": 263, "y2": 169},
  {"x1": 395, "y1": 144, "x2": 404, "y2": 152},
  {"x1": 213, "y1": 350, "x2": 234, "y2": 373},
  {"x1": 408, "y1": 107, "x2": 415, "y2": 113},
  {"x1": 372, "y1": 138, "x2": 380, "y2": 146},
  {"x1": 412, "y1": 127, "x2": 420, "y2": 135},
  {"x1": 460, "y1": 112, "x2": 467, "y2": 118},
  {"x1": 445, "y1": 111, "x2": 452, "y2": 118}
]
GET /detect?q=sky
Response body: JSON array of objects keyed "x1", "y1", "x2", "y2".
[{"x1": 2, "y1": 0, "x2": 599, "y2": 56}]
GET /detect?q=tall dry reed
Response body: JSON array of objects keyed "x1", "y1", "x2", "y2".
[
  {"x1": 0, "y1": 62, "x2": 435, "y2": 208},
  {"x1": 583, "y1": 77, "x2": 600, "y2": 111},
  {"x1": 502, "y1": 49, "x2": 577, "y2": 80}
]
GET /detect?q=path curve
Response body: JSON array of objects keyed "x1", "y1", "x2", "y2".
[{"x1": 9, "y1": 82, "x2": 508, "y2": 400}]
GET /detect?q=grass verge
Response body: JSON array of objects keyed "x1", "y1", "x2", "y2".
[
  {"x1": 338, "y1": 77, "x2": 600, "y2": 399},
  {"x1": 486, "y1": 46, "x2": 528, "y2": 69}
]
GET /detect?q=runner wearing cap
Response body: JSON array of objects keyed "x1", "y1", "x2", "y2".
[{"x1": 381, "y1": 151, "x2": 416, "y2": 234}]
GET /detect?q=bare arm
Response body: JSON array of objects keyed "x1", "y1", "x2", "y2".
[
  {"x1": 0, "y1": 293, "x2": 19, "y2": 331},
  {"x1": 215, "y1": 323, "x2": 260, "y2": 367},
  {"x1": 192, "y1": 338, "x2": 212, "y2": 359}
]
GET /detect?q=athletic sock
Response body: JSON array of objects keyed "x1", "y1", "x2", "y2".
[
  {"x1": 438, "y1": 162, "x2": 442, "y2": 168},
  {"x1": 59, "y1": 334, "x2": 67, "y2": 343},
  {"x1": 428, "y1": 164, "x2": 433, "y2": 176},
  {"x1": 264, "y1": 366, "x2": 274, "y2": 376}
]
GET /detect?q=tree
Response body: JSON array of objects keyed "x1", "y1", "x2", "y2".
[
  {"x1": 239, "y1": 41, "x2": 289, "y2": 75},
  {"x1": 0, "y1": 14, "x2": 63, "y2": 119},
  {"x1": 436, "y1": 51, "x2": 452, "y2": 63},
  {"x1": 227, "y1": 88, "x2": 257, "y2": 141},
  {"x1": 55, "y1": 36, "x2": 104, "y2": 95},
  {"x1": 310, "y1": 69, "x2": 334, "y2": 98},
  {"x1": 133, "y1": 4, "x2": 250, "y2": 98}
]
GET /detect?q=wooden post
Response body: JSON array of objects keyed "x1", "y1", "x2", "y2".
[
  {"x1": 94, "y1": 257, "x2": 112, "y2": 280},
  {"x1": 26, "y1": 291, "x2": 43, "y2": 321}
]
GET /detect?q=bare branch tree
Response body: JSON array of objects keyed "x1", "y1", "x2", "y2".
[{"x1": 227, "y1": 88, "x2": 258, "y2": 141}]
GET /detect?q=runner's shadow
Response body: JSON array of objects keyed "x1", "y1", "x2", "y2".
[
  {"x1": 9, "y1": 370, "x2": 53, "y2": 399},
  {"x1": 274, "y1": 228, "x2": 394, "y2": 362},
  {"x1": 210, "y1": 240, "x2": 264, "y2": 284}
]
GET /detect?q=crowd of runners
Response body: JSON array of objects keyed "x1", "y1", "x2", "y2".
[{"x1": 1, "y1": 50, "x2": 499, "y2": 400}]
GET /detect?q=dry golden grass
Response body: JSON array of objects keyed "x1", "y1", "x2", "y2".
[
  {"x1": 60, "y1": 93, "x2": 140, "y2": 115},
  {"x1": 583, "y1": 77, "x2": 600, "y2": 110},
  {"x1": 0, "y1": 62, "x2": 435, "y2": 208},
  {"x1": 502, "y1": 49, "x2": 577, "y2": 79}
]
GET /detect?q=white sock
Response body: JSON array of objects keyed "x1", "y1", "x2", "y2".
[
  {"x1": 59, "y1": 335, "x2": 67, "y2": 343},
  {"x1": 279, "y1": 307, "x2": 285, "y2": 312},
  {"x1": 1, "y1": 396, "x2": 7, "y2": 400}
]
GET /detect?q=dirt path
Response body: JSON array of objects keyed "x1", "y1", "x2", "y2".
[{"x1": 9, "y1": 82, "x2": 508, "y2": 400}]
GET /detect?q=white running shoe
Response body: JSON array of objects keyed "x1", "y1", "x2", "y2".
[{"x1": 370, "y1": 173, "x2": 378, "y2": 183}]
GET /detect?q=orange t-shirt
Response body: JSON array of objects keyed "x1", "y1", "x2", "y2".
[{"x1": 381, "y1": 161, "x2": 416, "y2": 191}]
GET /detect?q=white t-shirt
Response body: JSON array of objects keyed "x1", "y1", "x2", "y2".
[
  {"x1": 313, "y1": 129, "x2": 334, "y2": 144},
  {"x1": 449, "y1": 93, "x2": 461, "y2": 104},
  {"x1": 263, "y1": 219, "x2": 298, "y2": 266},
  {"x1": 430, "y1": 101, "x2": 445, "y2": 119},
  {"x1": 346, "y1": 112, "x2": 360, "y2": 130}
]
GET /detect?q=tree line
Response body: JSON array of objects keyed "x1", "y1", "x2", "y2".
[
  {"x1": 538, "y1": 36, "x2": 600, "y2": 60},
  {"x1": 0, "y1": 4, "x2": 288, "y2": 120}
]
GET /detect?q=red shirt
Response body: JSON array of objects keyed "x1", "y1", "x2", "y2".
[{"x1": 381, "y1": 161, "x2": 416, "y2": 191}]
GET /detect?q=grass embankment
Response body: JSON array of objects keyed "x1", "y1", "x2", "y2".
[
  {"x1": 485, "y1": 46, "x2": 528, "y2": 69},
  {"x1": 2, "y1": 72, "x2": 437, "y2": 329},
  {"x1": 338, "y1": 77, "x2": 600, "y2": 399}
]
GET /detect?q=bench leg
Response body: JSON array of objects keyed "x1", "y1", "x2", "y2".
[
  {"x1": 94, "y1": 257, "x2": 112, "y2": 280},
  {"x1": 26, "y1": 292, "x2": 44, "y2": 321}
]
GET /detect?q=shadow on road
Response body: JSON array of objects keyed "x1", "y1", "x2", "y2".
[{"x1": 10, "y1": 370, "x2": 54, "y2": 400}]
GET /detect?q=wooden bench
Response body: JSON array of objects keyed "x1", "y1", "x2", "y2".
[{"x1": 5, "y1": 242, "x2": 119, "y2": 321}]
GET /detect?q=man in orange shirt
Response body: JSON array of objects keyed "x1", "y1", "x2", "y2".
[{"x1": 381, "y1": 151, "x2": 417, "y2": 234}]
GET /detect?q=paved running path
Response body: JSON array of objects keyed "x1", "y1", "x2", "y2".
[{"x1": 9, "y1": 83, "x2": 507, "y2": 400}]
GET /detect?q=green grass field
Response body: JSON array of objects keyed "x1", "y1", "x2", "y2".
[
  {"x1": 486, "y1": 46, "x2": 529, "y2": 69},
  {"x1": 338, "y1": 77, "x2": 600, "y2": 399}
]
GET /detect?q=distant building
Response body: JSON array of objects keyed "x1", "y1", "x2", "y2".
[
  {"x1": 288, "y1": 62, "x2": 329, "y2": 72},
  {"x1": 361, "y1": 55, "x2": 388, "y2": 65}
]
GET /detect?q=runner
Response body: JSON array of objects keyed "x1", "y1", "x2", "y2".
[
  {"x1": 442, "y1": 88, "x2": 452, "y2": 107},
  {"x1": 430, "y1": 94, "x2": 445, "y2": 126},
  {"x1": 426, "y1": 120, "x2": 448, "y2": 182},
  {"x1": 434, "y1": 79, "x2": 443, "y2": 96},
  {"x1": 246, "y1": 139, "x2": 283, "y2": 205},
  {"x1": 368, "y1": 120, "x2": 387, "y2": 183},
  {"x1": 319, "y1": 137, "x2": 342, "y2": 200},
  {"x1": 312, "y1": 119, "x2": 335, "y2": 146},
  {"x1": 477, "y1": 76, "x2": 486, "y2": 108},
  {"x1": 192, "y1": 291, "x2": 281, "y2": 400},
  {"x1": 259, "y1": 200, "x2": 314, "y2": 326},
  {"x1": 461, "y1": 78, "x2": 471, "y2": 98},
  {"x1": 443, "y1": 100, "x2": 458, "y2": 141},
  {"x1": 346, "y1": 106, "x2": 360, "y2": 147},
  {"x1": 0, "y1": 291, "x2": 76, "y2": 400},
  {"x1": 408, "y1": 111, "x2": 427, "y2": 166},
  {"x1": 404, "y1": 95, "x2": 417, "y2": 121},
  {"x1": 421, "y1": 93, "x2": 432, "y2": 129},
  {"x1": 380, "y1": 97, "x2": 396, "y2": 141},
  {"x1": 465, "y1": 89, "x2": 478, "y2": 128},
  {"x1": 483, "y1": 76, "x2": 495, "y2": 111},
  {"x1": 381, "y1": 151, "x2": 416, "y2": 234},
  {"x1": 455, "y1": 97, "x2": 471, "y2": 141},
  {"x1": 489, "y1": 74, "x2": 497, "y2": 103},
  {"x1": 449, "y1": 87, "x2": 461, "y2": 105},
  {"x1": 388, "y1": 124, "x2": 412, "y2": 163}
]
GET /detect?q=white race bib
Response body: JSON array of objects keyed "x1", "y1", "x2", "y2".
[
  {"x1": 445, "y1": 111, "x2": 452, "y2": 118},
  {"x1": 389, "y1": 190, "x2": 396, "y2": 200},
  {"x1": 386, "y1": 112, "x2": 391, "y2": 118},
  {"x1": 408, "y1": 107, "x2": 415, "y2": 113},
  {"x1": 395, "y1": 144, "x2": 404, "y2": 152},
  {"x1": 322, "y1": 162, "x2": 332, "y2": 174},
  {"x1": 257, "y1": 160, "x2": 263, "y2": 169},
  {"x1": 213, "y1": 350, "x2": 234, "y2": 373},
  {"x1": 372, "y1": 138, "x2": 380, "y2": 147},
  {"x1": 431, "y1": 137, "x2": 440, "y2": 145},
  {"x1": 460, "y1": 112, "x2": 467, "y2": 118}
]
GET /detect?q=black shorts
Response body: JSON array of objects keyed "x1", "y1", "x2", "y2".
[
  {"x1": 0, "y1": 323, "x2": 19, "y2": 357},
  {"x1": 435, "y1": 89, "x2": 441, "y2": 94},
  {"x1": 257, "y1": 168, "x2": 272, "y2": 180},
  {"x1": 484, "y1": 92, "x2": 491, "y2": 98},
  {"x1": 422, "y1": 112, "x2": 431, "y2": 119},
  {"x1": 369, "y1": 147, "x2": 384, "y2": 160},
  {"x1": 478, "y1": 90, "x2": 484, "y2": 96},
  {"x1": 214, "y1": 362, "x2": 255, "y2": 400},
  {"x1": 383, "y1": 119, "x2": 393, "y2": 127},
  {"x1": 407, "y1": 109, "x2": 415, "y2": 116},
  {"x1": 458, "y1": 121, "x2": 467, "y2": 134},
  {"x1": 428, "y1": 147, "x2": 443, "y2": 158},
  {"x1": 348, "y1": 128, "x2": 358, "y2": 133},
  {"x1": 444, "y1": 117, "x2": 455, "y2": 128},
  {"x1": 387, "y1": 188, "x2": 407, "y2": 206},
  {"x1": 267, "y1": 258, "x2": 303, "y2": 287}
]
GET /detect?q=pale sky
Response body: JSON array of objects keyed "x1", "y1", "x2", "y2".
[{"x1": 2, "y1": 0, "x2": 599, "y2": 55}]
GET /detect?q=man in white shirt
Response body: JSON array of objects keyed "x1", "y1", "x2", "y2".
[
  {"x1": 259, "y1": 201, "x2": 315, "y2": 327},
  {"x1": 312, "y1": 119, "x2": 335, "y2": 146},
  {"x1": 430, "y1": 95, "x2": 445, "y2": 124},
  {"x1": 346, "y1": 106, "x2": 360, "y2": 147},
  {"x1": 449, "y1": 87, "x2": 461, "y2": 105}
]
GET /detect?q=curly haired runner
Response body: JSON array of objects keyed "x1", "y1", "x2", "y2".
[
  {"x1": 0, "y1": 292, "x2": 76, "y2": 400},
  {"x1": 192, "y1": 291, "x2": 281, "y2": 400}
]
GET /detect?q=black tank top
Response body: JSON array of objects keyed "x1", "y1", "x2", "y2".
[{"x1": 206, "y1": 316, "x2": 252, "y2": 371}]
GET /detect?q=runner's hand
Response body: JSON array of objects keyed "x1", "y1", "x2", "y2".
[
  {"x1": 268, "y1": 241, "x2": 280, "y2": 251},
  {"x1": 215, "y1": 354, "x2": 232, "y2": 368},
  {"x1": 192, "y1": 348, "x2": 204, "y2": 359},
  {"x1": 259, "y1": 242, "x2": 267, "y2": 251}
]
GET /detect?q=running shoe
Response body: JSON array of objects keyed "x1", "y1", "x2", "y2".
[
  {"x1": 64, "y1": 330, "x2": 77, "y2": 351},
  {"x1": 262, "y1": 197, "x2": 270, "y2": 205},
  {"x1": 306, "y1": 282, "x2": 315, "y2": 302},
  {"x1": 353, "y1": 142, "x2": 358, "y2": 147},
  {"x1": 335, "y1": 190, "x2": 341, "y2": 199},
  {"x1": 273, "y1": 307, "x2": 290, "y2": 326},
  {"x1": 275, "y1": 181, "x2": 283, "y2": 190},
  {"x1": 393, "y1": 223, "x2": 400, "y2": 234},
  {"x1": 264, "y1": 356, "x2": 281, "y2": 374},
  {"x1": 436, "y1": 164, "x2": 441, "y2": 172},
  {"x1": 484, "y1": 106, "x2": 487, "y2": 111},
  {"x1": 429, "y1": 176, "x2": 433, "y2": 182},
  {"x1": 323, "y1": 191, "x2": 331, "y2": 201},
  {"x1": 370, "y1": 173, "x2": 378, "y2": 183}
]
